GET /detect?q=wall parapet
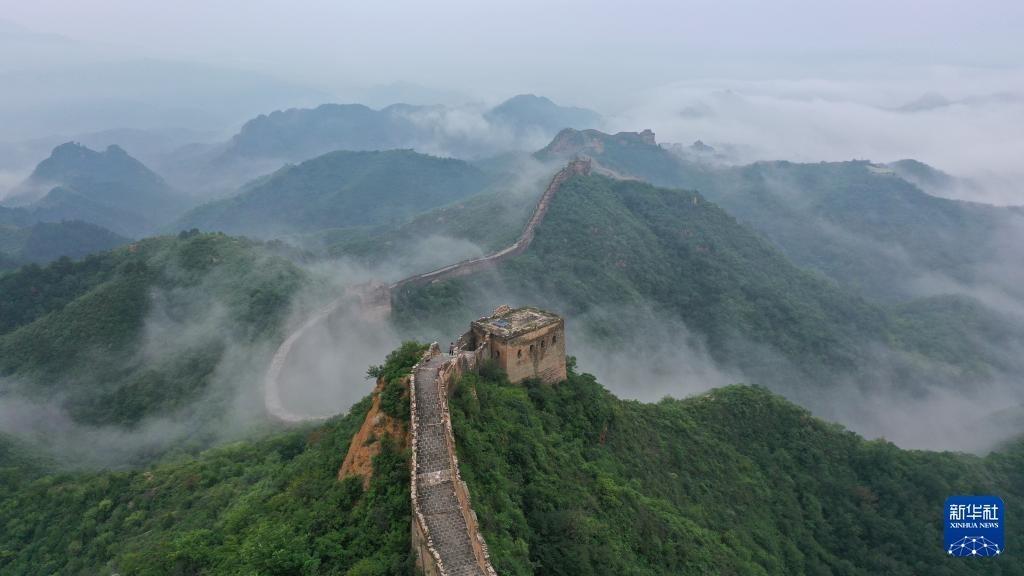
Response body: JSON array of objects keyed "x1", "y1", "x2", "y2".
[
  {"x1": 410, "y1": 343, "x2": 498, "y2": 576},
  {"x1": 391, "y1": 159, "x2": 590, "y2": 293}
]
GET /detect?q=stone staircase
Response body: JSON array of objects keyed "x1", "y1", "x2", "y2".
[{"x1": 410, "y1": 348, "x2": 496, "y2": 576}]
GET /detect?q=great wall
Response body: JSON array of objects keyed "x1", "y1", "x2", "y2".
[
  {"x1": 263, "y1": 159, "x2": 591, "y2": 575},
  {"x1": 409, "y1": 343, "x2": 496, "y2": 576},
  {"x1": 263, "y1": 159, "x2": 590, "y2": 422}
]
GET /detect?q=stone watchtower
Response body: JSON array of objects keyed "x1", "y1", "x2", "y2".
[{"x1": 468, "y1": 306, "x2": 567, "y2": 384}]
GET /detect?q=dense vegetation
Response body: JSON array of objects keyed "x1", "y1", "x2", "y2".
[
  {"x1": 0, "y1": 219, "x2": 127, "y2": 271},
  {"x1": 449, "y1": 363, "x2": 1024, "y2": 575},
  {"x1": 0, "y1": 398, "x2": 412, "y2": 576},
  {"x1": 678, "y1": 161, "x2": 1022, "y2": 303},
  {"x1": 394, "y1": 172, "x2": 1024, "y2": 403},
  {"x1": 393, "y1": 175, "x2": 933, "y2": 385},
  {"x1": 4, "y1": 341, "x2": 1020, "y2": 575},
  {"x1": 537, "y1": 128, "x2": 1024, "y2": 304},
  {"x1": 0, "y1": 338, "x2": 427, "y2": 575},
  {"x1": 176, "y1": 150, "x2": 493, "y2": 238},
  {"x1": 0, "y1": 232, "x2": 306, "y2": 437},
  {"x1": 323, "y1": 162, "x2": 549, "y2": 269},
  {"x1": 367, "y1": 340, "x2": 429, "y2": 421}
]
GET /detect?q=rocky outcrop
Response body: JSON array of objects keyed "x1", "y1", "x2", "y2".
[{"x1": 337, "y1": 377, "x2": 408, "y2": 488}]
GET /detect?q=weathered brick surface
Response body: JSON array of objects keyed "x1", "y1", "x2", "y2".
[{"x1": 411, "y1": 352, "x2": 496, "y2": 576}]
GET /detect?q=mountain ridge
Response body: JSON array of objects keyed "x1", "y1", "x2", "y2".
[
  {"x1": 4, "y1": 142, "x2": 188, "y2": 237},
  {"x1": 175, "y1": 149, "x2": 493, "y2": 238}
]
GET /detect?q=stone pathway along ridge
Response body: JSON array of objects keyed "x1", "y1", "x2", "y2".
[
  {"x1": 411, "y1": 353, "x2": 492, "y2": 575},
  {"x1": 264, "y1": 159, "x2": 591, "y2": 422}
]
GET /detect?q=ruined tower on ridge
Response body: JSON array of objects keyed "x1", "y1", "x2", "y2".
[{"x1": 465, "y1": 306, "x2": 567, "y2": 384}]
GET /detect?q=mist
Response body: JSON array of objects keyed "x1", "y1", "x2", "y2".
[
  {"x1": 612, "y1": 71, "x2": 1024, "y2": 205},
  {"x1": 2, "y1": 1, "x2": 1023, "y2": 465},
  {"x1": 3, "y1": 2, "x2": 1023, "y2": 203}
]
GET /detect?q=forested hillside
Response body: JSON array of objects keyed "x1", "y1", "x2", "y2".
[
  {"x1": 538, "y1": 128, "x2": 1024, "y2": 303},
  {"x1": 450, "y1": 364, "x2": 1024, "y2": 575},
  {"x1": 322, "y1": 159, "x2": 553, "y2": 271},
  {"x1": 0, "y1": 342, "x2": 425, "y2": 576},
  {"x1": 3, "y1": 142, "x2": 188, "y2": 237},
  {"x1": 175, "y1": 150, "x2": 493, "y2": 238},
  {"x1": 392, "y1": 174, "x2": 1022, "y2": 393},
  {"x1": 2, "y1": 344, "x2": 1021, "y2": 575},
  {"x1": 0, "y1": 232, "x2": 306, "y2": 459},
  {"x1": 0, "y1": 218, "x2": 127, "y2": 271}
]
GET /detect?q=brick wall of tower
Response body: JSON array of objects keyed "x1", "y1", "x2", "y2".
[{"x1": 474, "y1": 320, "x2": 566, "y2": 385}]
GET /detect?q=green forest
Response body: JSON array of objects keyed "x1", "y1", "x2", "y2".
[
  {"x1": 538, "y1": 128, "x2": 1024, "y2": 304},
  {"x1": 0, "y1": 232, "x2": 306, "y2": 442},
  {"x1": 3, "y1": 344, "x2": 1021, "y2": 575},
  {"x1": 392, "y1": 174, "x2": 1022, "y2": 394},
  {"x1": 175, "y1": 150, "x2": 493, "y2": 238}
]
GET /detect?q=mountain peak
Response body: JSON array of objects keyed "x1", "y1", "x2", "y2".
[
  {"x1": 104, "y1": 143, "x2": 129, "y2": 156},
  {"x1": 690, "y1": 139, "x2": 714, "y2": 153},
  {"x1": 501, "y1": 93, "x2": 555, "y2": 105},
  {"x1": 49, "y1": 141, "x2": 93, "y2": 159},
  {"x1": 537, "y1": 128, "x2": 658, "y2": 160},
  {"x1": 487, "y1": 95, "x2": 602, "y2": 133}
]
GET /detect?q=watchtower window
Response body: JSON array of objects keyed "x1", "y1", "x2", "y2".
[
  {"x1": 541, "y1": 339, "x2": 546, "y2": 348},
  {"x1": 529, "y1": 344, "x2": 535, "y2": 353},
  {"x1": 517, "y1": 349, "x2": 522, "y2": 358},
  {"x1": 552, "y1": 334, "x2": 557, "y2": 344}
]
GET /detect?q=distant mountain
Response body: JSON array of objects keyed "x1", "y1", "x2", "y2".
[
  {"x1": 885, "y1": 158, "x2": 994, "y2": 201},
  {"x1": 889, "y1": 91, "x2": 1024, "y2": 114},
  {"x1": 216, "y1": 95, "x2": 603, "y2": 165},
  {"x1": 221, "y1": 103, "x2": 423, "y2": 162},
  {"x1": 0, "y1": 127, "x2": 217, "y2": 177},
  {"x1": 4, "y1": 142, "x2": 188, "y2": 236},
  {"x1": 0, "y1": 216, "x2": 126, "y2": 271},
  {"x1": 537, "y1": 128, "x2": 1024, "y2": 303},
  {"x1": 175, "y1": 149, "x2": 492, "y2": 238},
  {"x1": 537, "y1": 128, "x2": 674, "y2": 177},
  {"x1": 485, "y1": 94, "x2": 601, "y2": 136},
  {"x1": 891, "y1": 92, "x2": 952, "y2": 112}
]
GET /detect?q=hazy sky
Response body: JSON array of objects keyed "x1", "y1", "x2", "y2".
[
  {"x1": 4, "y1": 0, "x2": 1023, "y2": 106},
  {"x1": 2, "y1": 1, "x2": 1023, "y2": 200}
]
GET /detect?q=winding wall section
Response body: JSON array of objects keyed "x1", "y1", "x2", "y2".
[
  {"x1": 391, "y1": 159, "x2": 590, "y2": 292},
  {"x1": 263, "y1": 159, "x2": 594, "y2": 575},
  {"x1": 264, "y1": 159, "x2": 590, "y2": 422}
]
